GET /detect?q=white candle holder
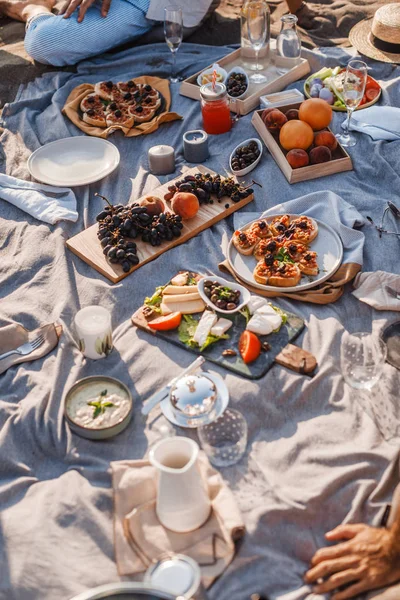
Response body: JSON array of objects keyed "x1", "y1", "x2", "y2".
[
  {"x1": 148, "y1": 145, "x2": 175, "y2": 175},
  {"x1": 183, "y1": 130, "x2": 209, "y2": 163},
  {"x1": 75, "y1": 306, "x2": 113, "y2": 360}
]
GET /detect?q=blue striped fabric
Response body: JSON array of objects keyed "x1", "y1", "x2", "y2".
[{"x1": 25, "y1": 0, "x2": 152, "y2": 67}]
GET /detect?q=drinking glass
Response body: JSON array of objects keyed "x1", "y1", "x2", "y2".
[
  {"x1": 336, "y1": 60, "x2": 368, "y2": 148},
  {"x1": 246, "y1": 1, "x2": 268, "y2": 84},
  {"x1": 164, "y1": 6, "x2": 183, "y2": 83},
  {"x1": 198, "y1": 408, "x2": 248, "y2": 467},
  {"x1": 340, "y1": 331, "x2": 387, "y2": 390}
]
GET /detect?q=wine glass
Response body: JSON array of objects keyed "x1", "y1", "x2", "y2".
[
  {"x1": 336, "y1": 59, "x2": 368, "y2": 148},
  {"x1": 247, "y1": 1, "x2": 268, "y2": 84},
  {"x1": 340, "y1": 331, "x2": 387, "y2": 390},
  {"x1": 164, "y1": 6, "x2": 183, "y2": 83}
]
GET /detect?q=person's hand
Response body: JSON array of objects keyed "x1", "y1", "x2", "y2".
[
  {"x1": 60, "y1": 0, "x2": 112, "y2": 22},
  {"x1": 304, "y1": 523, "x2": 400, "y2": 600}
]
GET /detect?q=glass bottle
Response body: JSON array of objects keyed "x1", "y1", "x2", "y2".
[
  {"x1": 241, "y1": 0, "x2": 270, "y2": 70},
  {"x1": 275, "y1": 14, "x2": 301, "y2": 74},
  {"x1": 200, "y1": 82, "x2": 232, "y2": 135}
]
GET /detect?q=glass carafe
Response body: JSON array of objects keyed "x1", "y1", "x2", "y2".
[
  {"x1": 241, "y1": 0, "x2": 270, "y2": 70},
  {"x1": 275, "y1": 14, "x2": 301, "y2": 74}
]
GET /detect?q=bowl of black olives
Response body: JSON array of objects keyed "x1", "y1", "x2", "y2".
[
  {"x1": 226, "y1": 67, "x2": 249, "y2": 100},
  {"x1": 198, "y1": 276, "x2": 250, "y2": 314},
  {"x1": 230, "y1": 138, "x2": 263, "y2": 177}
]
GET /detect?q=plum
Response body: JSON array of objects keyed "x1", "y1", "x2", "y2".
[
  {"x1": 312, "y1": 78, "x2": 323, "y2": 86},
  {"x1": 319, "y1": 88, "x2": 334, "y2": 105},
  {"x1": 310, "y1": 84, "x2": 323, "y2": 98}
]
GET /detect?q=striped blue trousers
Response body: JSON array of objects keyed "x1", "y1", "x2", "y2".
[{"x1": 25, "y1": 0, "x2": 152, "y2": 66}]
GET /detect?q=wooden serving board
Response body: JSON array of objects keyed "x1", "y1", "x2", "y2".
[
  {"x1": 66, "y1": 166, "x2": 254, "y2": 283},
  {"x1": 132, "y1": 302, "x2": 316, "y2": 380}
]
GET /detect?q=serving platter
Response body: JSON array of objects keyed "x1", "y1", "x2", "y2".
[
  {"x1": 66, "y1": 166, "x2": 254, "y2": 284},
  {"x1": 227, "y1": 214, "x2": 343, "y2": 293},
  {"x1": 28, "y1": 137, "x2": 120, "y2": 187},
  {"x1": 304, "y1": 73, "x2": 382, "y2": 112}
]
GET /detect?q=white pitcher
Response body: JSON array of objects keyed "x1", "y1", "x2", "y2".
[{"x1": 149, "y1": 436, "x2": 211, "y2": 533}]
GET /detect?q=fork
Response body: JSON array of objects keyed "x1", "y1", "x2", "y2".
[
  {"x1": 385, "y1": 285, "x2": 400, "y2": 300},
  {"x1": 0, "y1": 334, "x2": 45, "y2": 361}
]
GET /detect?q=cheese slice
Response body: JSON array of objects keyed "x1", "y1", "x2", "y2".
[
  {"x1": 171, "y1": 272, "x2": 189, "y2": 286},
  {"x1": 163, "y1": 285, "x2": 199, "y2": 295},
  {"x1": 160, "y1": 298, "x2": 205, "y2": 315},
  {"x1": 246, "y1": 313, "x2": 274, "y2": 336},
  {"x1": 192, "y1": 310, "x2": 217, "y2": 347},
  {"x1": 247, "y1": 296, "x2": 269, "y2": 315},
  {"x1": 210, "y1": 318, "x2": 232, "y2": 337},
  {"x1": 162, "y1": 291, "x2": 201, "y2": 303},
  {"x1": 256, "y1": 304, "x2": 280, "y2": 317}
]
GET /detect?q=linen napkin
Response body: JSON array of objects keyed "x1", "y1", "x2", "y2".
[
  {"x1": 219, "y1": 190, "x2": 365, "y2": 304},
  {"x1": 111, "y1": 453, "x2": 245, "y2": 587},
  {"x1": 352, "y1": 271, "x2": 400, "y2": 311},
  {"x1": 344, "y1": 106, "x2": 400, "y2": 141},
  {"x1": 0, "y1": 173, "x2": 78, "y2": 225},
  {"x1": 0, "y1": 323, "x2": 62, "y2": 375},
  {"x1": 63, "y1": 76, "x2": 182, "y2": 139}
]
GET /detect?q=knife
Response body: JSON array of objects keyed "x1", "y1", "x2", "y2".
[{"x1": 141, "y1": 356, "x2": 206, "y2": 416}]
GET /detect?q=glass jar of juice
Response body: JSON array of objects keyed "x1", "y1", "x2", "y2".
[{"x1": 200, "y1": 82, "x2": 232, "y2": 135}]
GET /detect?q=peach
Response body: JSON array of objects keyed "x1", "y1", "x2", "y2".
[
  {"x1": 286, "y1": 108, "x2": 299, "y2": 121},
  {"x1": 309, "y1": 145, "x2": 332, "y2": 164},
  {"x1": 287, "y1": 149, "x2": 309, "y2": 169},
  {"x1": 264, "y1": 108, "x2": 288, "y2": 131},
  {"x1": 279, "y1": 120, "x2": 314, "y2": 151},
  {"x1": 171, "y1": 192, "x2": 199, "y2": 220},
  {"x1": 314, "y1": 130, "x2": 338, "y2": 152},
  {"x1": 261, "y1": 108, "x2": 276, "y2": 125},
  {"x1": 140, "y1": 196, "x2": 165, "y2": 216}
]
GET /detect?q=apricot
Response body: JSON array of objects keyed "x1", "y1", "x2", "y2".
[
  {"x1": 309, "y1": 145, "x2": 332, "y2": 164},
  {"x1": 171, "y1": 192, "x2": 199, "y2": 220},
  {"x1": 287, "y1": 149, "x2": 309, "y2": 169},
  {"x1": 286, "y1": 108, "x2": 299, "y2": 121},
  {"x1": 314, "y1": 130, "x2": 338, "y2": 152},
  {"x1": 299, "y1": 98, "x2": 332, "y2": 131},
  {"x1": 264, "y1": 109, "x2": 288, "y2": 130},
  {"x1": 261, "y1": 108, "x2": 276, "y2": 125},
  {"x1": 279, "y1": 120, "x2": 314, "y2": 151},
  {"x1": 140, "y1": 196, "x2": 165, "y2": 216}
]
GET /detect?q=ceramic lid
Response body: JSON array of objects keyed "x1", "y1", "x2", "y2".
[{"x1": 169, "y1": 374, "x2": 217, "y2": 420}]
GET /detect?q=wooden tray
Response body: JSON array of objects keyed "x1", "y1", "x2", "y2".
[
  {"x1": 66, "y1": 166, "x2": 254, "y2": 283},
  {"x1": 251, "y1": 104, "x2": 353, "y2": 183},
  {"x1": 132, "y1": 297, "x2": 316, "y2": 380},
  {"x1": 180, "y1": 48, "x2": 310, "y2": 116}
]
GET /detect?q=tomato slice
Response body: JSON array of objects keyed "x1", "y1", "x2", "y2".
[
  {"x1": 365, "y1": 88, "x2": 380, "y2": 102},
  {"x1": 366, "y1": 75, "x2": 381, "y2": 91},
  {"x1": 239, "y1": 331, "x2": 261, "y2": 364},
  {"x1": 148, "y1": 312, "x2": 182, "y2": 331}
]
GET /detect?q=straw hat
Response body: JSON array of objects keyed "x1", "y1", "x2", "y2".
[{"x1": 349, "y1": 3, "x2": 400, "y2": 64}]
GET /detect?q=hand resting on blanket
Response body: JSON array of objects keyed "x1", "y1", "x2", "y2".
[
  {"x1": 61, "y1": 0, "x2": 112, "y2": 21},
  {"x1": 305, "y1": 516, "x2": 400, "y2": 599}
]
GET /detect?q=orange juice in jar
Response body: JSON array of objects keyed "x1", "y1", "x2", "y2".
[{"x1": 200, "y1": 83, "x2": 232, "y2": 135}]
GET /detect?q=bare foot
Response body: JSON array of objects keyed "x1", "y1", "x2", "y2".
[{"x1": 0, "y1": 0, "x2": 55, "y2": 22}]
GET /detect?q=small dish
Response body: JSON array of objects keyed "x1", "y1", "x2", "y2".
[
  {"x1": 197, "y1": 63, "x2": 227, "y2": 87},
  {"x1": 226, "y1": 67, "x2": 250, "y2": 100},
  {"x1": 64, "y1": 375, "x2": 132, "y2": 440},
  {"x1": 197, "y1": 275, "x2": 251, "y2": 315},
  {"x1": 229, "y1": 138, "x2": 263, "y2": 177}
]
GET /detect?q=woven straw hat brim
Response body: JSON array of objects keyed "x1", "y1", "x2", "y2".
[{"x1": 349, "y1": 17, "x2": 400, "y2": 64}]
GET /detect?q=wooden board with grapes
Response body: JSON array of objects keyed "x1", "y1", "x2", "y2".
[{"x1": 66, "y1": 166, "x2": 255, "y2": 283}]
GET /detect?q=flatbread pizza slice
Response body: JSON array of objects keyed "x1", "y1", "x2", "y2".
[
  {"x1": 248, "y1": 219, "x2": 272, "y2": 240},
  {"x1": 82, "y1": 106, "x2": 107, "y2": 127},
  {"x1": 128, "y1": 104, "x2": 156, "y2": 123},
  {"x1": 290, "y1": 216, "x2": 319, "y2": 243},
  {"x1": 297, "y1": 250, "x2": 319, "y2": 276},
  {"x1": 283, "y1": 240, "x2": 309, "y2": 261},
  {"x1": 80, "y1": 93, "x2": 104, "y2": 113},
  {"x1": 117, "y1": 80, "x2": 140, "y2": 94},
  {"x1": 253, "y1": 238, "x2": 283, "y2": 261},
  {"x1": 105, "y1": 107, "x2": 134, "y2": 129},
  {"x1": 270, "y1": 214, "x2": 291, "y2": 236},
  {"x1": 268, "y1": 261, "x2": 301, "y2": 288},
  {"x1": 232, "y1": 229, "x2": 258, "y2": 255},
  {"x1": 94, "y1": 80, "x2": 116, "y2": 101}
]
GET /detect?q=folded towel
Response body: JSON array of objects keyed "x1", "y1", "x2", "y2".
[
  {"x1": 0, "y1": 173, "x2": 78, "y2": 224},
  {"x1": 111, "y1": 453, "x2": 245, "y2": 587},
  {"x1": 352, "y1": 271, "x2": 400, "y2": 311},
  {"x1": 344, "y1": 106, "x2": 400, "y2": 141},
  {"x1": 0, "y1": 323, "x2": 62, "y2": 375}
]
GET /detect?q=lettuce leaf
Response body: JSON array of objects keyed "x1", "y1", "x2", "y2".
[
  {"x1": 144, "y1": 285, "x2": 166, "y2": 314},
  {"x1": 178, "y1": 314, "x2": 229, "y2": 351}
]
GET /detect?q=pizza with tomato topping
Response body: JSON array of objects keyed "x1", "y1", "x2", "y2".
[
  {"x1": 254, "y1": 256, "x2": 301, "y2": 287},
  {"x1": 248, "y1": 219, "x2": 272, "y2": 240},
  {"x1": 232, "y1": 230, "x2": 259, "y2": 255}
]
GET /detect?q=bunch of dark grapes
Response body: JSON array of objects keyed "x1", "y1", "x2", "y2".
[
  {"x1": 95, "y1": 195, "x2": 183, "y2": 273},
  {"x1": 164, "y1": 173, "x2": 253, "y2": 205}
]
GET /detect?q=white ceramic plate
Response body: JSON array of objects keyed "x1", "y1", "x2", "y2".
[
  {"x1": 28, "y1": 137, "x2": 120, "y2": 187},
  {"x1": 160, "y1": 372, "x2": 229, "y2": 428},
  {"x1": 197, "y1": 275, "x2": 251, "y2": 314},
  {"x1": 197, "y1": 64, "x2": 228, "y2": 87},
  {"x1": 230, "y1": 138, "x2": 263, "y2": 177},
  {"x1": 227, "y1": 214, "x2": 343, "y2": 293}
]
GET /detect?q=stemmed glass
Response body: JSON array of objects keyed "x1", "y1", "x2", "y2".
[
  {"x1": 336, "y1": 59, "x2": 368, "y2": 148},
  {"x1": 164, "y1": 6, "x2": 183, "y2": 83},
  {"x1": 247, "y1": 1, "x2": 268, "y2": 84},
  {"x1": 340, "y1": 331, "x2": 387, "y2": 390}
]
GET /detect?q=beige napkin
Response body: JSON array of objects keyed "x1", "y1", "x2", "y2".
[
  {"x1": 111, "y1": 453, "x2": 245, "y2": 587},
  {"x1": 352, "y1": 271, "x2": 400, "y2": 311},
  {"x1": 0, "y1": 323, "x2": 62, "y2": 375},
  {"x1": 63, "y1": 76, "x2": 182, "y2": 138}
]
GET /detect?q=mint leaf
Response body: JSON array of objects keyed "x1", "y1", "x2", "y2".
[
  {"x1": 100, "y1": 389, "x2": 107, "y2": 396},
  {"x1": 275, "y1": 247, "x2": 295, "y2": 264},
  {"x1": 93, "y1": 405, "x2": 102, "y2": 419},
  {"x1": 102, "y1": 401, "x2": 115, "y2": 408}
]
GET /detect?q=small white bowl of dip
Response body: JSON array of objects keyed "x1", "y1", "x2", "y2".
[{"x1": 64, "y1": 376, "x2": 132, "y2": 440}]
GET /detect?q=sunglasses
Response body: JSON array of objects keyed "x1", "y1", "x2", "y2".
[{"x1": 367, "y1": 201, "x2": 400, "y2": 238}]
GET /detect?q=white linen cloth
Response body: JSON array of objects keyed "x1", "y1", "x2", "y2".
[
  {"x1": 0, "y1": 173, "x2": 78, "y2": 224},
  {"x1": 352, "y1": 270, "x2": 400, "y2": 310},
  {"x1": 146, "y1": 0, "x2": 214, "y2": 27},
  {"x1": 343, "y1": 106, "x2": 400, "y2": 141}
]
